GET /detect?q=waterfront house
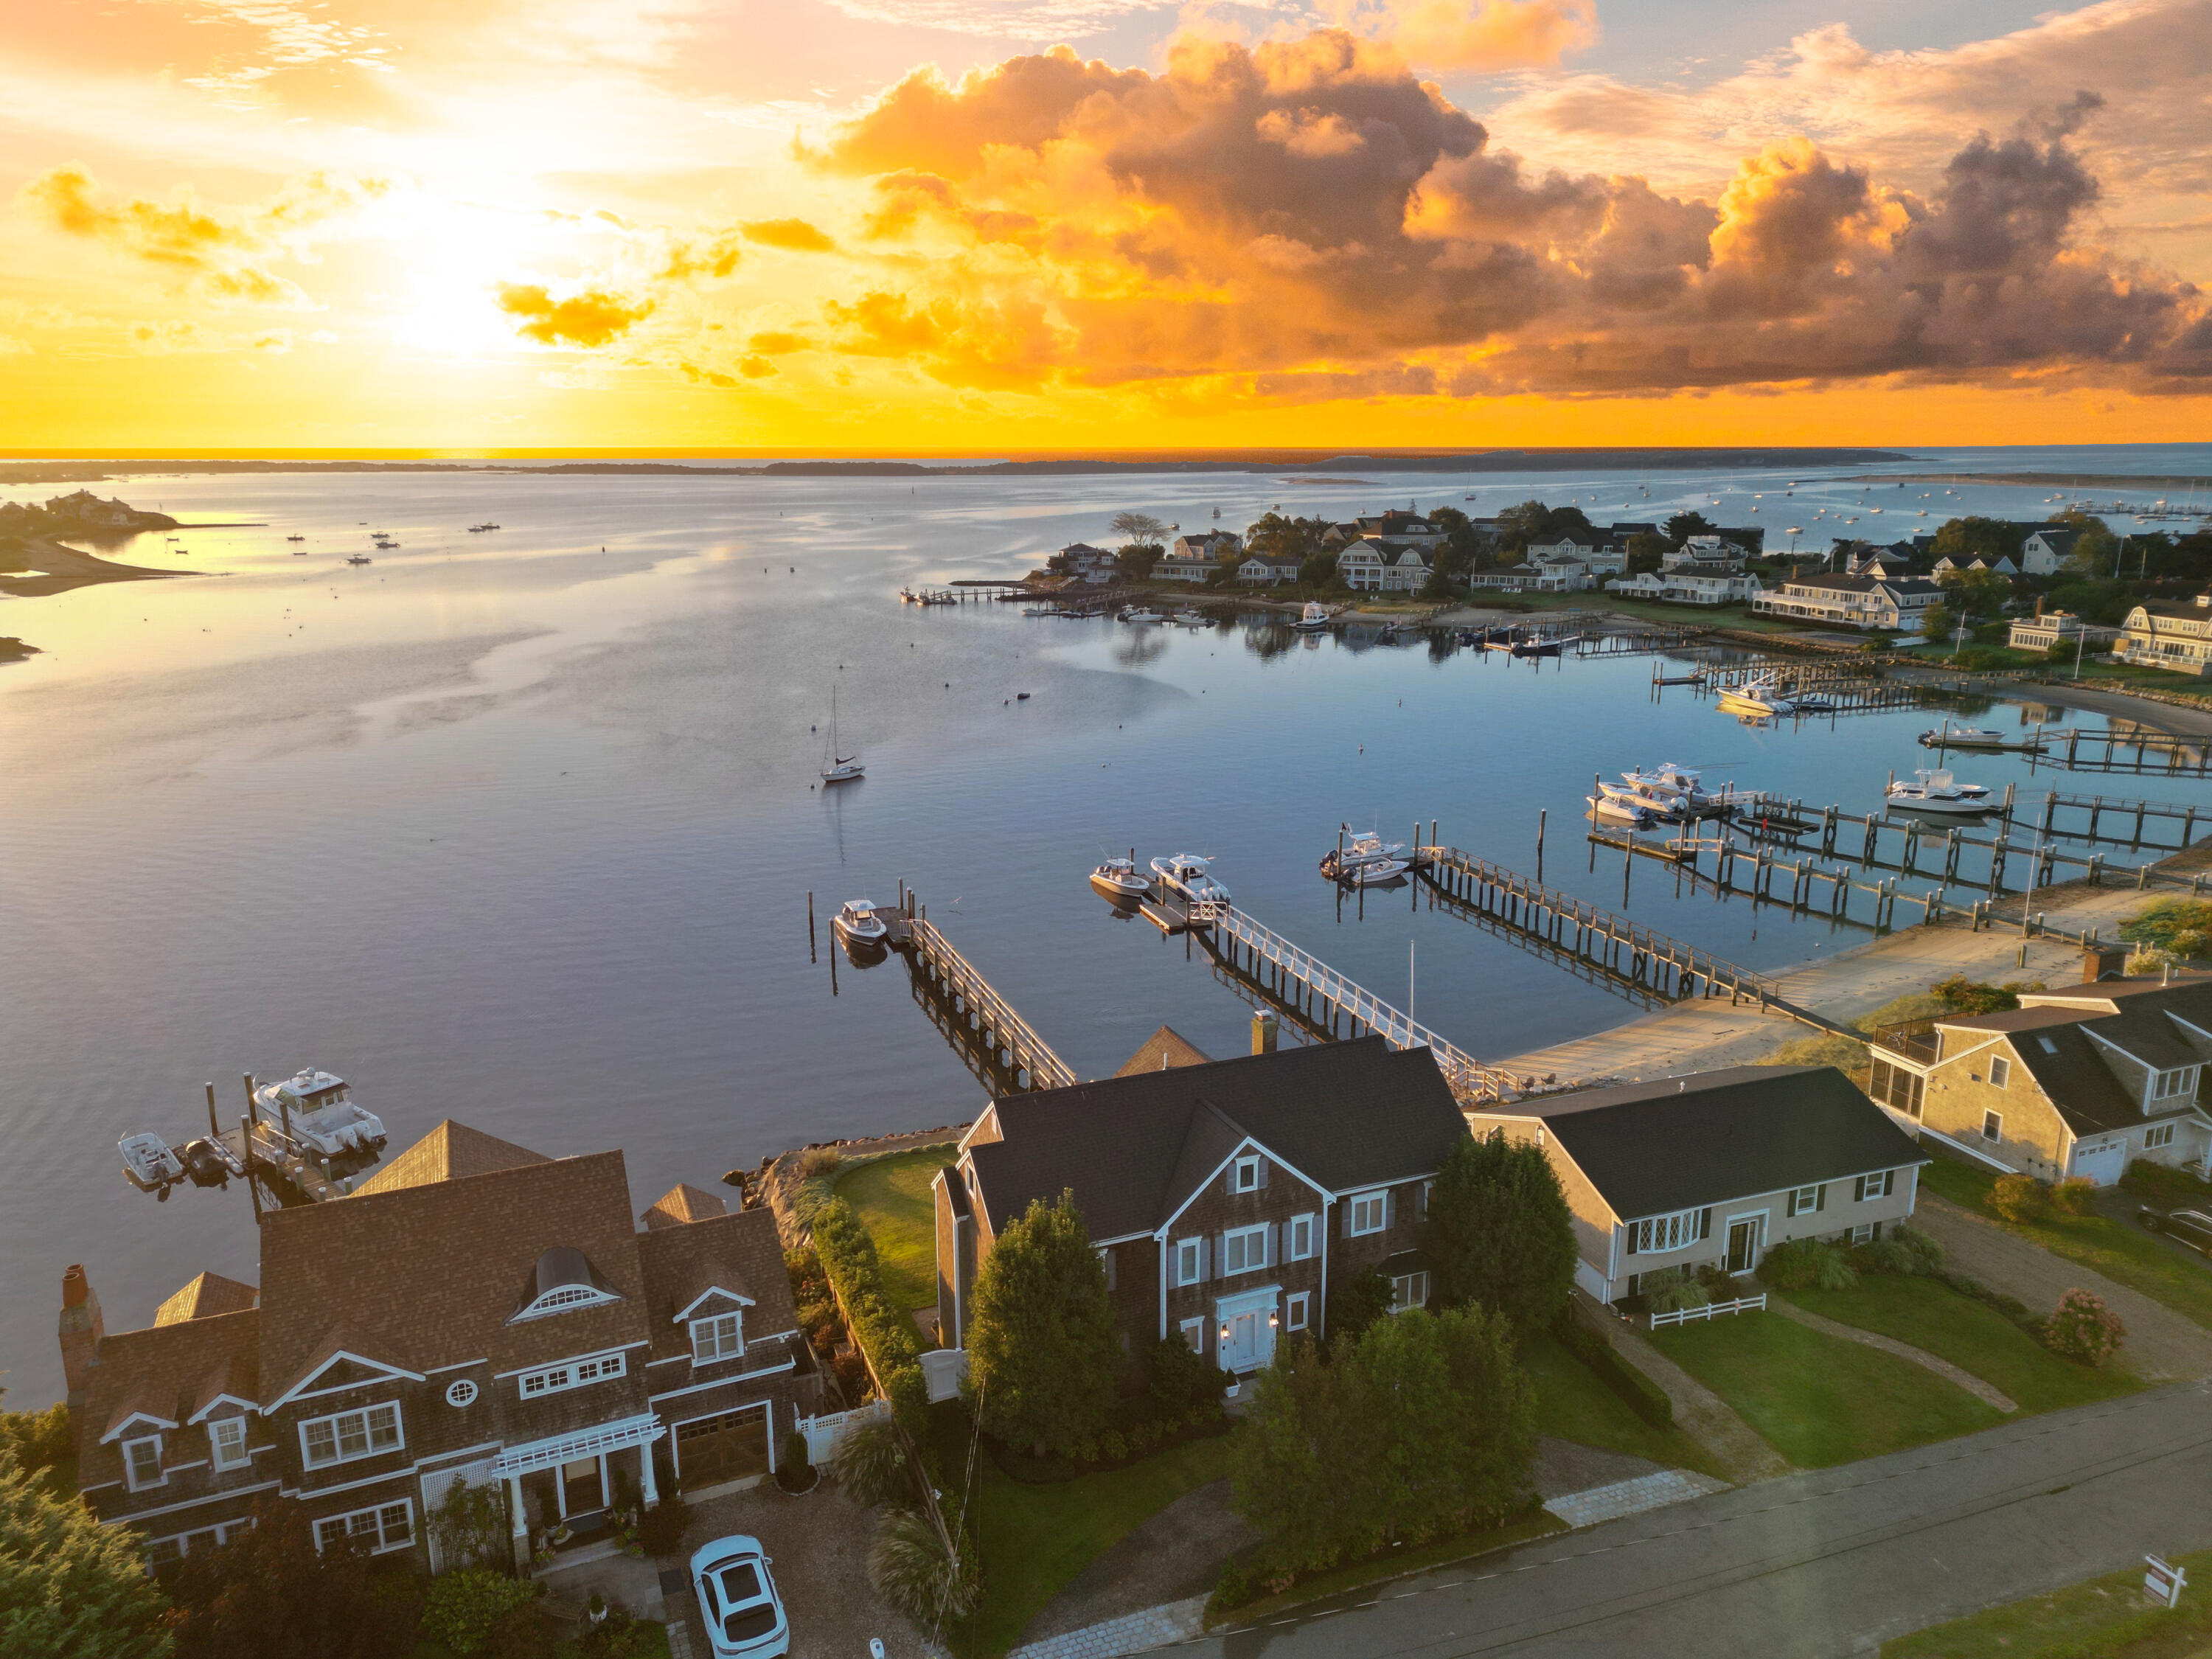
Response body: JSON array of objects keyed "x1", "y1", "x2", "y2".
[
  {"x1": 1467, "y1": 563, "x2": 1546, "y2": 592},
  {"x1": 1933, "y1": 554, "x2": 2020, "y2": 577},
  {"x1": 1477, "y1": 1067, "x2": 1926, "y2": 1304},
  {"x1": 1607, "y1": 570, "x2": 1763, "y2": 605},
  {"x1": 1158, "y1": 532, "x2": 1242, "y2": 582},
  {"x1": 1236, "y1": 552, "x2": 1304, "y2": 586},
  {"x1": 2112, "y1": 597, "x2": 2212, "y2": 677},
  {"x1": 1753, "y1": 572, "x2": 1942, "y2": 631},
  {"x1": 2022, "y1": 528, "x2": 2082, "y2": 575},
  {"x1": 1049, "y1": 543, "x2": 1121, "y2": 585},
  {"x1": 1352, "y1": 512, "x2": 1447, "y2": 549},
  {"x1": 932, "y1": 1034, "x2": 1467, "y2": 1378},
  {"x1": 1663, "y1": 535, "x2": 1749, "y2": 571},
  {"x1": 2008, "y1": 609, "x2": 2121, "y2": 653},
  {"x1": 63, "y1": 1121, "x2": 815, "y2": 1576},
  {"x1": 1867, "y1": 978, "x2": 2212, "y2": 1183},
  {"x1": 1338, "y1": 540, "x2": 1432, "y2": 592}
]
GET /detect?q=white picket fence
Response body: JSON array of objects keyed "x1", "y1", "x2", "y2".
[
  {"x1": 1649, "y1": 1293, "x2": 1767, "y2": 1329},
  {"x1": 796, "y1": 1402, "x2": 885, "y2": 1465}
]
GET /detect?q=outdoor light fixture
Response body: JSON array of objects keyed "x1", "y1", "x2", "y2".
[
  {"x1": 1220, "y1": 1322, "x2": 1231, "y2": 1341},
  {"x1": 1268, "y1": 1311, "x2": 1279, "y2": 1329}
]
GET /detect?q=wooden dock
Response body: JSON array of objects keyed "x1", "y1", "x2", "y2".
[{"x1": 888, "y1": 889, "x2": 1076, "y2": 1092}]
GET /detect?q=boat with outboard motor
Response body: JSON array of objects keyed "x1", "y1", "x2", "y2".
[
  {"x1": 1290, "y1": 602, "x2": 1331, "y2": 633},
  {"x1": 1588, "y1": 795, "x2": 1660, "y2": 828},
  {"x1": 1886, "y1": 768, "x2": 1993, "y2": 814},
  {"x1": 119, "y1": 1133, "x2": 184, "y2": 1198},
  {"x1": 1919, "y1": 723, "x2": 2016, "y2": 749},
  {"x1": 1150, "y1": 852, "x2": 1230, "y2": 905},
  {"x1": 253, "y1": 1068, "x2": 387, "y2": 1158},
  {"x1": 1320, "y1": 827, "x2": 1410, "y2": 884},
  {"x1": 1717, "y1": 675, "x2": 1794, "y2": 717},
  {"x1": 831, "y1": 899, "x2": 890, "y2": 947},
  {"x1": 1089, "y1": 855, "x2": 1152, "y2": 900}
]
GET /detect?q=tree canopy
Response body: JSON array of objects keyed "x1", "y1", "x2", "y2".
[
  {"x1": 1109, "y1": 510, "x2": 1166, "y2": 546},
  {"x1": 1624, "y1": 530, "x2": 1669, "y2": 574},
  {"x1": 1228, "y1": 1306, "x2": 1535, "y2": 1574},
  {"x1": 0, "y1": 1452, "x2": 172, "y2": 1659},
  {"x1": 965, "y1": 1190, "x2": 1120, "y2": 1456},
  {"x1": 1496, "y1": 500, "x2": 1593, "y2": 554},
  {"x1": 1663, "y1": 510, "x2": 1716, "y2": 546},
  {"x1": 1930, "y1": 516, "x2": 2028, "y2": 564},
  {"x1": 166, "y1": 1497, "x2": 411, "y2": 1659},
  {"x1": 1425, "y1": 1130, "x2": 1578, "y2": 1332}
]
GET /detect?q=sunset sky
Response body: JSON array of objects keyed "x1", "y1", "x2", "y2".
[{"x1": 1, "y1": 0, "x2": 2207, "y2": 452}]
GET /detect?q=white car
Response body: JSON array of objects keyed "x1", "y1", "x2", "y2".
[{"x1": 691, "y1": 1534, "x2": 790, "y2": 1658}]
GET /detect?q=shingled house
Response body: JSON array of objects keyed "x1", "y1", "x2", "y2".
[
  {"x1": 933, "y1": 1033, "x2": 1467, "y2": 1378},
  {"x1": 61, "y1": 1121, "x2": 816, "y2": 1575}
]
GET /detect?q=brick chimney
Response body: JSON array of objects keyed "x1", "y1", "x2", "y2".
[
  {"x1": 2083, "y1": 945, "x2": 2129, "y2": 983},
  {"x1": 58, "y1": 1263, "x2": 104, "y2": 1413},
  {"x1": 1251, "y1": 1010, "x2": 1279, "y2": 1054}
]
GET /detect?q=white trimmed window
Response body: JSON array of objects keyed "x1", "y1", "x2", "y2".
[
  {"x1": 1287, "y1": 1214, "x2": 1315, "y2": 1262},
  {"x1": 2146, "y1": 1123, "x2": 2177, "y2": 1150},
  {"x1": 1231, "y1": 1155, "x2": 1262, "y2": 1194},
  {"x1": 1628, "y1": 1209, "x2": 1705, "y2": 1255},
  {"x1": 689, "y1": 1315, "x2": 742, "y2": 1365},
  {"x1": 1849, "y1": 1222, "x2": 1877, "y2": 1245},
  {"x1": 208, "y1": 1416, "x2": 250, "y2": 1471},
  {"x1": 145, "y1": 1517, "x2": 253, "y2": 1571},
  {"x1": 1853, "y1": 1171, "x2": 1896, "y2": 1203},
  {"x1": 1175, "y1": 1239, "x2": 1204, "y2": 1286},
  {"x1": 1179, "y1": 1316, "x2": 1206, "y2": 1353},
  {"x1": 2153, "y1": 1068, "x2": 2198, "y2": 1101},
  {"x1": 299, "y1": 1402, "x2": 402, "y2": 1470},
  {"x1": 1787, "y1": 1184, "x2": 1826, "y2": 1217},
  {"x1": 1223, "y1": 1224, "x2": 1269, "y2": 1275},
  {"x1": 1286, "y1": 1292, "x2": 1310, "y2": 1332},
  {"x1": 1348, "y1": 1193, "x2": 1388, "y2": 1236},
  {"x1": 313, "y1": 1500, "x2": 414, "y2": 1556},
  {"x1": 1989, "y1": 1057, "x2": 2011, "y2": 1089},
  {"x1": 512, "y1": 1283, "x2": 621, "y2": 1322},
  {"x1": 1983, "y1": 1111, "x2": 2003, "y2": 1142},
  {"x1": 122, "y1": 1434, "x2": 164, "y2": 1492},
  {"x1": 1390, "y1": 1271, "x2": 1430, "y2": 1312},
  {"x1": 519, "y1": 1349, "x2": 629, "y2": 1397}
]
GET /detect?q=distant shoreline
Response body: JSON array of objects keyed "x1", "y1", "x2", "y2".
[
  {"x1": 1848, "y1": 471, "x2": 2211, "y2": 490},
  {"x1": 0, "y1": 535, "x2": 181, "y2": 599}
]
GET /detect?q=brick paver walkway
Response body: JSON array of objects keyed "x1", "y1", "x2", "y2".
[
  {"x1": 1543, "y1": 1470, "x2": 1731, "y2": 1528},
  {"x1": 1007, "y1": 1594, "x2": 1211, "y2": 1659}
]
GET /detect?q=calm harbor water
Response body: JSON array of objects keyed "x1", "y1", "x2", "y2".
[{"x1": 4, "y1": 445, "x2": 2209, "y2": 1402}]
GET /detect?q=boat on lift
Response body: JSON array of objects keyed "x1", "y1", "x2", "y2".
[
  {"x1": 119, "y1": 1133, "x2": 184, "y2": 1199},
  {"x1": 1886, "y1": 768, "x2": 1993, "y2": 814},
  {"x1": 253, "y1": 1068, "x2": 387, "y2": 1158},
  {"x1": 830, "y1": 899, "x2": 890, "y2": 947},
  {"x1": 1150, "y1": 853, "x2": 1230, "y2": 905},
  {"x1": 1320, "y1": 828, "x2": 1410, "y2": 885},
  {"x1": 1089, "y1": 855, "x2": 1152, "y2": 901}
]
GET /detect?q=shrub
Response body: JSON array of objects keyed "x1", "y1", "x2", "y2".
[
  {"x1": 799, "y1": 1145, "x2": 843, "y2": 1178},
  {"x1": 830, "y1": 1414, "x2": 912, "y2": 1509},
  {"x1": 811, "y1": 1199, "x2": 927, "y2": 1429},
  {"x1": 2120, "y1": 897, "x2": 2212, "y2": 959},
  {"x1": 1098, "y1": 1429, "x2": 1127, "y2": 1462},
  {"x1": 1646, "y1": 1274, "x2": 1710, "y2": 1315},
  {"x1": 1211, "y1": 1558, "x2": 1258, "y2": 1617},
  {"x1": 577, "y1": 1607, "x2": 661, "y2": 1659},
  {"x1": 1930, "y1": 975, "x2": 2022, "y2": 1015},
  {"x1": 1326, "y1": 1266, "x2": 1396, "y2": 1343},
  {"x1": 485, "y1": 1603, "x2": 554, "y2": 1659},
  {"x1": 2049, "y1": 1178, "x2": 2098, "y2": 1217},
  {"x1": 420, "y1": 1569, "x2": 546, "y2": 1656},
  {"x1": 636, "y1": 1498, "x2": 687, "y2": 1558},
  {"x1": 1128, "y1": 1418, "x2": 1158, "y2": 1451},
  {"x1": 1988, "y1": 1174, "x2": 2051, "y2": 1224},
  {"x1": 867, "y1": 1509, "x2": 979, "y2": 1624},
  {"x1": 2121, "y1": 1159, "x2": 2212, "y2": 1210},
  {"x1": 428, "y1": 1474, "x2": 512, "y2": 1575},
  {"x1": 1144, "y1": 1335, "x2": 1231, "y2": 1422},
  {"x1": 1756, "y1": 1239, "x2": 1858, "y2": 1291},
  {"x1": 2041, "y1": 1288, "x2": 2126, "y2": 1366},
  {"x1": 1553, "y1": 1315, "x2": 1671, "y2": 1427},
  {"x1": 1857, "y1": 1224, "x2": 1944, "y2": 1277}
]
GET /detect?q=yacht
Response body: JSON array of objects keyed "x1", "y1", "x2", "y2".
[
  {"x1": 119, "y1": 1133, "x2": 184, "y2": 1198},
  {"x1": 1887, "y1": 769, "x2": 1993, "y2": 814},
  {"x1": 1290, "y1": 602, "x2": 1331, "y2": 633},
  {"x1": 821, "y1": 686, "x2": 863, "y2": 784},
  {"x1": 1919, "y1": 724, "x2": 2012, "y2": 749},
  {"x1": 1717, "y1": 675, "x2": 1795, "y2": 717},
  {"x1": 253, "y1": 1068, "x2": 388, "y2": 1158},
  {"x1": 830, "y1": 899, "x2": 890, "y2": 947},
  {"x1": 1089, "y1": 855, "x2": 1152, "y2": 900},
  {"x1": 1320, "y1": 828, "x2": 1410, "y2": 884},
  {"x1": 1150, "y1": 853, "x2": 1230, "y2": 906}
]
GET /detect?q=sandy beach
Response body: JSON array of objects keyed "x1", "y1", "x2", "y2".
[{"x1": 0, "y1": 535, "x2": 181, "y2": 599}]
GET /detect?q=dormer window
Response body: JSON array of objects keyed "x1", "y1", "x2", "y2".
[
  {"x1": 690, "y1": 1313, "x2": 743, "y2": 1364},
  {"x1": 208, "y1": 1416, "x2": 250, "y2": 1472},
  {"x1": 123, "y1": 1435, "x2": 164, "y2": 1492},
  {"x1": 2152, "y1": 1067, "x2": 2198, "y2": 1102},
  {"x1": 511, "y1": 1246, "x2": 622, "y2": 1322}
]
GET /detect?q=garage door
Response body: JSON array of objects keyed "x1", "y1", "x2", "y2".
[
  {"x1": 2072, "y1": 1141, "x2": 2126, "y2": 1186},
  {"x1": 675, "y1": 1406, "x2": 770, "y2": 1487}
]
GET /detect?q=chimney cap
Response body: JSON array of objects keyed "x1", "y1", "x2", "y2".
[{"x1": 62, "y1": 1263, "x2": 88, "y2": 1310}]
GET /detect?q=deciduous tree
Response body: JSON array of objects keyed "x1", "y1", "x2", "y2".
[
  {"x1": 1425, "y1": 1130, "x2": 1578, "y2": 1332},
  {"x1": 966, "y1": 1191, "x2": 1119, "y2": 1456}
]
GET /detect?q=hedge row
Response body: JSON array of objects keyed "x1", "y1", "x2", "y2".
[
  {"x1": 809, "y1": 1197, "x2": 929, "y2": 1434},
  {"x1": 1554, "y1": 1316, "x2": 1672, "y2": 1429}
]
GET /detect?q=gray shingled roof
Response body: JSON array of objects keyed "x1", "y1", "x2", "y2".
[
  {"x1": 965, "y1": 1037, "x2": 1464, "y2": 1241},
  {"x1": 1938, "y1": 982, "x2": 2212, "y2": 1135},
  {"x1": 1496, "y1": 1065, "x2": 1925, "y2": 1221}
]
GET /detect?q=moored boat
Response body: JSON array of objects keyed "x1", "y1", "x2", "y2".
[
  {"x1": 1150, "y1": 852, "x2": 1230, "y2": 905},
  {"x1": 119, "y1": 1133, "x2": 184, "y2": 1197},
  {"x1": 1919, "y1": 724, "x2": 2013, "y2": 749},
  {"x1": 254, "y1": 1068, "x2": 387, "y2": 1158},
  {"x1": 1290, "y1": 602, "x2": 1331, "y2": 633},
  {"x1": 1588, "y1": 795, "x2": 1658, "y2": 828},
  {"x1": 1089, "y1": 856, "x2": 1152, "y2": 901},
  {"x1": 831, "y1": 899, "x2": 890, "y2": 947},
  {"x1": 1320, "y1": 828, "x2": 1410, "y2": 884},
  {"x1": 1886, "y1": 768, "x2": 1993, "y2": 814}
]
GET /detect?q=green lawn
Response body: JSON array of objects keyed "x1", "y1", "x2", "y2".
[
  {"x1": 1921, "y1": 1154, "x2": 2212, "y2": 1332},
  {"x1": 831, "y1": 1147, "x2": 954, "y2": 1317},
  {"x1": 1520, "y1": 1331, "x2": 1725, "y2": 1478},
  {"x1": 1787, "y1": 1276, "x2": 2140, "y2": 1414},
  {"x1": 1649, "y1": 1308, "x2": 2005, "y2": 1467},
  {"x1": 1886, "y1": 1545, "x2": 2212, "y2": 1658},
  {"x1": 958, "y1": 1435, "x2": 1235, "y2": 1657}
]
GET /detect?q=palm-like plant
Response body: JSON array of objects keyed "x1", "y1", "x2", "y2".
[
  {"x1": 868, "y1": 1507, "x2": 979, "y2": 1624},
  {"x1": 830, "y1": 1415, "x2": 912, "y2": 1508}
]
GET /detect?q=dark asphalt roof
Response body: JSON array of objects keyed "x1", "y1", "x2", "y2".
[
  {"x1": 1497, "y1": 1065, "x2": 1925, "y2": 1221},
  {"x1": 964, "y1": 1037, "x2": 1465, "y2": 1241}
]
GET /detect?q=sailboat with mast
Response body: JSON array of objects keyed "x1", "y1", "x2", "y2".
[{"x1": 821, "y1": 686, "x2": 864, "y2": 785}]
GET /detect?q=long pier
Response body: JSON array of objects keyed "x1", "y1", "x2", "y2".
[
  {"x1": 888, "y1": 890, "x2": 1076, "y2": 1092},
  {"x1": 1204, "y1": 907, "x2": 1520, "y2": 1102}
]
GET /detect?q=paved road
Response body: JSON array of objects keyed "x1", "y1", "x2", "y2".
[{"x1": 1165, "y1": 1382, "x2": 2212, "y2": 1658}]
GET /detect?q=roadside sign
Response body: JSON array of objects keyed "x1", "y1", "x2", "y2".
[{"x1": 2146, "y1": 1555, "x2": 2186, "y2": 1609}]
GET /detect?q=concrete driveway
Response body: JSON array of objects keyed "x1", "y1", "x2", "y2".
[{"x1": 663, "y1": 1481, "x2": 942, "y2": 1659}]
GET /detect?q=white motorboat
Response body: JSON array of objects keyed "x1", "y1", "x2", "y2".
[
  {"x1": 1589, "y1": 795, "x2": 1658, "y2": 828},
  {"x1": 1321, "y1": 828, "x2": 1410, "y2": 883},
  {"x1": 821, "y1": 686, "x2": 864, "y2": 784},
  {"x1": 1089, "y1": 856, "x2": 1152, "y2": 900},
  {"x1": 831, "y1": 899, "x2": 890, "y2": 947},
  {"x1": 1598, "y1": 781, "x2": 1686, "y2": 818},
  {"x1": 1119, "y1": 607, "x2": 1164, "y2": 624},
  {"x1": 1150, "y1": 853, "x2": 1230, "y2": 905},
  {"x1": 1022, "y1": 606, "x2": 1054, "y2": 618},
  {"x1": 119, "y1": 1133, "x2": 184, "y2": 1197},
  {"x1": 1919, "y1": 724, "x2": 2013, "y2": 749},
  {"x1": 1290, "y1": 602, "x2": 1331, "y2": 633},
  {"x1": 254, "y1": 1068, "x2": 387, "y2": 1158},
  {"x1": 1717, "y1": 675, "x2": 1795, "y2": 717},
  {"x1": 1887, "y1": 768, "x2": 1993, "y2": 814}
]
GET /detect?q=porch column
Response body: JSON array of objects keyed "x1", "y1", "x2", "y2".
[
  {"x1": 639, "y1": 1441, "x2": 658, "y2": 1506},
  {"x1": 507, "y1": 1474, "x2": 529, "y2": 1571}
]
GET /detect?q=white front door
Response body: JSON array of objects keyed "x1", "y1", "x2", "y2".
[{"x1": 1214, "y1": 1289, "x2": 1279, "y2": 1374}]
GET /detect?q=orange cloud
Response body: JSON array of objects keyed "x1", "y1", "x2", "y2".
[
  {"x1": 1318, "y1": 0, "x2": 1598, "y2": 72},
  {"x1": 495, "y1": 282, "x2": 655, "y2": 347},
  {"x1": 802, "y1": 34, "x2": 2208, "y2": 400},
  {"x1": 747, "y1": 330, "x2": 811, "y2": 353},
  {"x1": 740, "y1": 218, "x2": 837, "y2": 252}
]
